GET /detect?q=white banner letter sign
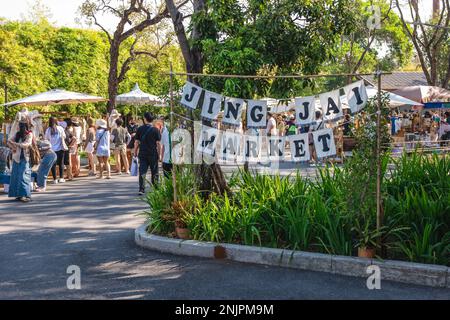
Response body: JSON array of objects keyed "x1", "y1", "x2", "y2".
[
  {"x1": 201, "y1": 90, "x2": 223, "y2": 121},
  {"x1": 247, "y1": 100, "x2": 267, "y2": 128},
  {"x1": 222, "y1": 97, "x2": 245, "y2": 126},
  {"x1": 268, "y1": 136, "x2": 286, "y2": 161},
  {"x1": 312, "y1": 128, "x2": 336, "y2": 158},
  {"x1": 295, "y1": 96, "x2": 316, "y2": 125},
  {"x1": 180, "y1": 82, "x2": 202, "y2": 110},
  {"x1": 196, "y1": 125, "x2": 219, "y2": 156},
  {"x1": 221, "y1": 131, "x2": 241, "y2": 161},
  {"x1": 244, "y1": 134, "x2": 261, "y2": 162},
  {"x1": 320, "y1": 90, "x2": 343, "y2": 122},
  {"x1": 288, "y1": 133, "x2": 310, "y2": 162},
  {"x1": 344, "y1": 80, "x2": 368, "y2": 114}
]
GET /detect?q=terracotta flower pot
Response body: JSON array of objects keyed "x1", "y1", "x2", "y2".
[
  {"x1": 175, "y1": 227, "x2": 191, "y2": 240},
  {"x1": 358, "y1": 247, "x2": 375, "y2": 258}
]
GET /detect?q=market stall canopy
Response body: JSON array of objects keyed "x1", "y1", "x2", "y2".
[
  {"x1": 116, "y1": 83, "x2": 166, "y2": 106},
  {"x1": 2, "y1": 89, "x2": 107, "y2": 107},
  {"x1": 267, "y1": 87, "x2": 422, "y2": 113},
  {"x1": 392, "y1": 86, "x2": 450, "y2": 104}
]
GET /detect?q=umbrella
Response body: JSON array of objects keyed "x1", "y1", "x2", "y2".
[
  {"x1": 116, "y1": 83, "x2": 166, "y2": 106},
  {"x1": 2, "y1": 89, "x2": 107, "y2": 107},
  {"x1": 392, "y1": 86, "x2": 450, "y2": 104}
]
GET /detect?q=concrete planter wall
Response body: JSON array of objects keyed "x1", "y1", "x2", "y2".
[{"x1": 135, "y1": 224, "x2": 450, "y2": 288}]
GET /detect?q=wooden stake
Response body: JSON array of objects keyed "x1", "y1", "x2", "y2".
[{"x1": 376, "y1": 71, "x2": 383, "y2": 233}]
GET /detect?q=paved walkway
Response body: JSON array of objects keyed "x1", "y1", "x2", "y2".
[{"x1": 0, "y1": 176, "x2": 449, "y2": 299}]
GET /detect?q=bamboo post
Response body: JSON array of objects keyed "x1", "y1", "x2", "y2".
[
  {"x1": 169, "y1": 63, "x2": 178, "y2": 203},
  {"x1": 2, "y1": 83, "x2": 7, "y2": 145},
  {"x1": 376, "y1": 70, "x2": 383, "y2": 234}
]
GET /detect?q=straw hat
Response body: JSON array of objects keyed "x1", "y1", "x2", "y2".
[
  {"x1": 96, "y1": 119, "x2": 107, "y2": 129},
  {"x1": 71, "y1": 117, "x2": 80, "y2": 125},
  {"x1": 110, "y1": 109, "x2": 121, "y2": 118}
]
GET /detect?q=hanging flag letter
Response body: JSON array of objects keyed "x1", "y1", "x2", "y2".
[
  {"x1": 295, "y1": 96, "x2": 316, "y2": 125},
  {"x1": 180, "y1": 82, "x2": 202, "y2": 110},
  {"x1": 196, "y1": 125, "x2": 219, "y2": 156},
  {"x1": 201, "y1": 90, "x2": 223, "y2": 121},
  {"x1": 344, "y1": 80, "x2": 368, "y2": 114},
  {"x1": 247, "y1": 99, "x2": 267, "y2": 128},
  {"x1": 222, "y1": 97, "x2": 245, "y2": 126},
  {"x1": 312, "y1": 128, "x2": 336, "y2": 158},
  {"x1": 288, "y1": 133, "x2": 310, "y2": 162},
  {"x1": 268, "y1": 136, "x2": 286, "y2": 161},
  {"x1": 320, "y1": 89, "x2": 343, "y2": 122},
  {"x1": 221, "y1": 131, "x2": 241, "y2": 161}
]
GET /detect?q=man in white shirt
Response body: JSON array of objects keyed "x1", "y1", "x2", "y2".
[
  {"x1": 159, "y1": 116, "x2": 172, "y2": 178},
  {"x1": 266, "y1": 112, "x2": 277, "y2": 136}
]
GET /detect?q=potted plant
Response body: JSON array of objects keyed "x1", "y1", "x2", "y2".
[
  {"x1": 171, "y1": 200, "x2": 194, "y2": 240},
  {"x1": 352, "y1": 220, "x2": 382, "y2": 258}
]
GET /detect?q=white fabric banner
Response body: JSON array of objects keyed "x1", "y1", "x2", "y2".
[
  {"x1": 222, "y1": 97, "x2": 245, "y2": 126},
  {"x1": 196, "y1": 125, "x2": 220, "y2": 156},
  {"x1": 320, "y1": 89, "x2": 343, "y2": 122},
  {"x1": 312, "y1": 128, "x2": 336, "y2": 158},
  {"x1": 180, "y1": 81, "x2": 202, "y2": 110},
  {"x1": 247, "y1": 99, "x2": 267, "y2": 128},
  {"x1": 295, "y1": 96, "x2": 316, "y2": 125},
  {"x1": 344, "y1": 80, "x2": 368, "y2": 114},
  {"x1": 201, "y1": 90, "x2": 223, "y2": 121},
  {"x1": 220, "y1": 131, "x2": 241, "y2": 161},
  {"x1": 288, "y1": 133, "x2": 310, "y2": 162},
  {"x1": 267, "y1": 136, "x2": 286, "y2": 161},
  {"x1": 244, "y1": 134, "x2": 261, "y2": 162}
]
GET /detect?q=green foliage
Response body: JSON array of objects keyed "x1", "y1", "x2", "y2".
[
  {"x1": 0, "y1": 18, "x2": 184, "y2": 122},
  {"x1": 145, "y1": 153, "x2": 449, "y2": 266}
]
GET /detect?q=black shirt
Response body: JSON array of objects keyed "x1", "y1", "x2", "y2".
[{"x1": 135, "y1": 124, "x2": 161, "y2": 158}]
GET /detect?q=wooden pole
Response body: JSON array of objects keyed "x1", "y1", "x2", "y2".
[
  {"x1": 3, "y1": 83, "x2": 7, "y2": 145},
  {"x1": 376, "y1": 71, "x2": 383, "y2": 235},
  {"x1": 169, "y1": 63, "x2": 178, "y2": 203}
]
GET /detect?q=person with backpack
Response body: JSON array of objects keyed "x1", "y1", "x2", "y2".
[
  {"x1": 134, "y1": 112, "x2": 161, "y2": 195},
  {"x1": 111, "y1": 118, "x2": 131, "y2": 175}
]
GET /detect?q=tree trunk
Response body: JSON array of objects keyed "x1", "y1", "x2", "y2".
[
  {"x1": 165, "y1": 0, "x2": 229, "y2": 196},
  {"x1": 107, "y1": 43, "x2": 120, "y2": 113}
]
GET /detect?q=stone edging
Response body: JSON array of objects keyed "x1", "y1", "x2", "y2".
[{"x1": 135, "y1": 224, "x2": 450, "y2": 288}]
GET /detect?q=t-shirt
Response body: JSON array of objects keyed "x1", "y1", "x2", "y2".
[
  {"x1": 127, "y1": 124, "x2": 139, "y2": 149},
  {"x1": 112, "y1": 126, "x2": 128, "y2": 147},
  {"x1": 135, "y1": 124, "x2": 161, "y2": 158},
  {"x1": 44, "y1": 126, "x2": 66, "y2": 152},
  {"x1": 266, "y1": 117, "x2": 277, "y2": 136},
  {"x1": 160, "y1": 126, "x2": 171, "y2": 164}
]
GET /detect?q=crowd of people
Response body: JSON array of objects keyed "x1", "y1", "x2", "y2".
[{"x1": 0, "y1": 110, "x2": 172, "y2": 202}]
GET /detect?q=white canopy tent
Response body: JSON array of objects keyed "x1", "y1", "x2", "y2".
[
  {"x1": 116, "y1": 83, "x2": 166, "y2": 107},
  {"x1": 2, "y1": 89, "x2": 107, "y2": 107}
]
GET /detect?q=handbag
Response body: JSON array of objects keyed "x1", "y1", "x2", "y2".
[
  {"x1": 130, "y1": 157, "x2": 139, "y2": 176},
  {"x1": 85, "y1": 141, "x2": 94, "y2": 154}
]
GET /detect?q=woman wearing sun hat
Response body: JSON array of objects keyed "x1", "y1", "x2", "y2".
[
  {"x1": 7, "y1": 113, "x2": 34, "y2": 202},
  {"x1": 94, "y1": 119, "x2": 111, "y2": 179}
]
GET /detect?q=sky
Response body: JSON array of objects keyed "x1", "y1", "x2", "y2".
[{"x1": 0, "y1": 0, "x2": 434, "y2": 31}]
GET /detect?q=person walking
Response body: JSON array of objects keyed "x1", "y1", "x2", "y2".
[
  {"x1": 63, "y1": 119, "x2": 75, "y2": 181},
  {"x1": 126, "y1": 119, "x2": 139, "y2": 170},
  {"x1": 111, "y1": 118, "x2": 130, "y2": 175},
  {"x1": 84, "y1": 118, "x2": 96, "y2": 176},
  {"x1": 7, "y1": 117, "x2": 34, "y2": 202},
  {"x1": 159, "y1": 116, "x2": 172, "y2": 178},
  {"x1": 45, "y1": 117, "x2": 67, "y2": 184},
  {"x1": 134, "y1": 112, "x2": 161, "y2": 195},
  {"x1": 70, "y1": 117, "x2": 82, "y2": 177},
  {"x1": 35, "y1": 139, "x2": 57, "y2": 192},
  {"x1": 94, "y1": 119, "x2": 111, "y2": 179}
]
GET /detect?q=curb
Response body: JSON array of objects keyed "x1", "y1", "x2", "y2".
[{"x1": 135, "y1": 224, "x2": 450, "y2": 288}]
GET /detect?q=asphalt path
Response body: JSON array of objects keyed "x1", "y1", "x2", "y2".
[{"x1": 0, "y1": 175, "x2": 449, "y2": 299}]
